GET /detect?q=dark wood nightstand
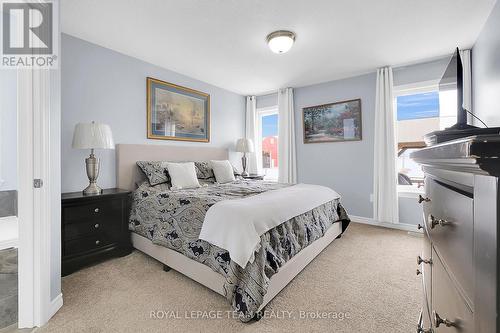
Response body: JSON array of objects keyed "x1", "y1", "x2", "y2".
[
  {"x1": 61, "y1": 188, "x2": 132, "y2": 276},
  {"x1": 242, "y1": 174, "x2": 265, "y2": 180}
]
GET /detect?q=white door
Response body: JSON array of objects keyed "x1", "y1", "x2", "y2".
[{"x1": 16, "y1": 69, "x2": 62, "y2": 329}]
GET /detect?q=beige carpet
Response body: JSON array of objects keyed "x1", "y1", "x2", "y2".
[{"x1": 37, "y1": 223, "x2": 422, "y2": 333}]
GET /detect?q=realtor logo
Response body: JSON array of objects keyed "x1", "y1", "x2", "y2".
[
  {"x1": 1, "y1": 0, "x2": 58, "y2": 68},
  {"x1": 3, "y1": 2, "x2": 52, "y2": 54}
]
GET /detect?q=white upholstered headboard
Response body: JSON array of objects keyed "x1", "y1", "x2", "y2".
[{"x1": 116, "y1": 144, "x2": 229, "y2": 191}]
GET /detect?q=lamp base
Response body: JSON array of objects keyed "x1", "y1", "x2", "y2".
[
  {"x1": 241, "y1": 154, "x2": 249, "y2": 177},
  {"x1": 83, "y1": 182, "x2": 103, "y2": 196},
  {"x1": 83, "y1": 150, "x2": 102, "y2": 195}
]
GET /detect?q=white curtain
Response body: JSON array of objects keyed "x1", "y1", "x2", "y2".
[
  {"x1": 373, "y1": 67, "x2": 399, "y2": 224},
  {"x1": 277, "y1": 88, "x2": 297, "y2": 184},
  {"x1": 245, "y1": 96, "x2": 259, "y2": 174},
  {"x1": 459, "y1": 49, "x2": 472, "y2": 123}
]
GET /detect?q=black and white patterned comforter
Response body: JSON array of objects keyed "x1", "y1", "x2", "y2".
[{"x1": 129, "y1": 180, "x2": 350, "y2": 321}]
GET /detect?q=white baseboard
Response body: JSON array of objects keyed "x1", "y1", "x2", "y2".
[
  {"x1": 48, "y1": 293, "x2": 63, "y2": 320},
  {"x1": 350, "y1": 215, "x2": 422, "y2": 233}
]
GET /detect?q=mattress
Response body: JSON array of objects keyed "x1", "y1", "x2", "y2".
[{"x1": 129, "y1": 179, "x2": 350, "y2": 321}]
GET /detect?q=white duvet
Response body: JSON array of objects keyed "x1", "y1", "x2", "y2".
[{"x1": 198, "y1": 183, "x2": 340, "y2": 269}]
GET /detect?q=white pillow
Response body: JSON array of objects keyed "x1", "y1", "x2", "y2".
[
  {"x1": 211, "y1": 160, "x2": 236, "y2": 184},
  {"x1": 166, "y1": 162, "x2": 201, "y2": 190}
]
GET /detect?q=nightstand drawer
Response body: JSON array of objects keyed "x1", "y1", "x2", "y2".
[
  {"x1": 63, "y1": 198, "x2": 123, "y2": 224},
  {"x1": 64, "y1": 220, "x2": 117, "y2": 240},
  {"x1": 64, "y1": 233, "x2": 114, "y2": 256}
]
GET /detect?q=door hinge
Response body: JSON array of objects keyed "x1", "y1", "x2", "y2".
[{"x1": 34, "y1": 179, "x2": 43, "y2": 188}]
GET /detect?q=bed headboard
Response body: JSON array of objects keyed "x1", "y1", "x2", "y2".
[{"x1": 116, "y1": 144, "x2": 229, "y2": 191}]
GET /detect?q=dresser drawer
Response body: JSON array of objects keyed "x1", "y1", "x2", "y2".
[
  {"x1": 432, "y1": 248, "x2": 473, "y2": 332},
  {"x1": 64, "y1": 233, "x2": 115, "y2": 256},
  {"x1": 426, "y1": 177, "x2": 473, "y2": 306},
  {"x1": 63, "y1": 198, "x2": 123, "y2": 224}
]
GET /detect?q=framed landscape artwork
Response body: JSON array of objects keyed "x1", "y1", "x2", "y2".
[
  {"x1": 147, "y1": 77, "x2": 210, "y2": 142},
  {"x1": 302, "y1": 98, "x2": 362, "y2": 143}
]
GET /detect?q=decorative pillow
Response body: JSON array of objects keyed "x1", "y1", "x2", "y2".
[
  {"x1": 194, "y1": 161, "x2": 215, "y2": 179},
  {"x1": 166, "y1": 162, "x2": 201, "y2": 190},
  {"x1": 211, "y1": 160, "x2": 236, "y2": 184},
  {"x1": 136, "y1": 161, "x2": 170, "y2": 186}
]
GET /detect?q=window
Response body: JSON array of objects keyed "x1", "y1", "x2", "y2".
[
  {"x1": 257, "y1": 107, "x2": 279, "y2": 181},
  {"x1": 394, "y1": 82, "x2": 457, "y2": 189}
]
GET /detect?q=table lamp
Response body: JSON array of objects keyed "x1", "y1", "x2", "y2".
[
  {"x1": 236, "y1": 138, "x2": 254, "y2": 176},
  {"x1": 72, "y1": 121, "x2": 114, "y2": 195}
]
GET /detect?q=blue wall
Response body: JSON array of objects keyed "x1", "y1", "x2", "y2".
[
  {"x1": 61, "y1": 34, "x2": 246, "y2": 192},
  {"x1": 472, "y1": 0, "x2": 500, "y2": 126},
  {"x1": 294, "y1": 73, "x2": 377, "y2": 218},
  {"x1": 256, "y1": 93, "x2": 278, "y2": 109}
]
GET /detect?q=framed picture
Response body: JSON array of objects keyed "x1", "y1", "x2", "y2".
[
  {"x1": 302, "y1": 98, "x2": 362, "y2": 143},
  {"x1": 147, "y1": 77, "x2": 210, "y2": 142}
]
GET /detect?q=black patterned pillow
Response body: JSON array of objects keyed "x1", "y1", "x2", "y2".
[
  {"x1": 136, "y1": 161, "x2": 170, "y2": 186},
  {"x1": 194, "y1": 161, "x2": 215, "y2": 179},
  {"x1": 194, "y1": 161, "x2": 241, "y2": 181}
]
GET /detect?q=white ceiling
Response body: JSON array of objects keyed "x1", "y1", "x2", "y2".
[{"x1": 61, "y1": 0, "x2": 496, "y2": 95}]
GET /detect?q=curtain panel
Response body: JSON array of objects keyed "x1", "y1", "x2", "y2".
[
  {"x1": 245, "y1": 96, "x2": 259, "y2": 174},
  {"x1": 373, "y1": 67, "x2": 399, "y2": 223},
  {"x1": 277, "y1": 88, "x2": 297, "y2": 184}
]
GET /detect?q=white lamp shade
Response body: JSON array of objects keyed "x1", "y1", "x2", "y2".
[
  {"x1": 236, "y1": 138, "x2": 254, "y2": 153},
  {"x1": 72, "y1": 122, "x2": 115, "y2": 150}
]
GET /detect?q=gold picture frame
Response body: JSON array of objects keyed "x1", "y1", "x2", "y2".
[{"x1": 147, "y1": 77, "x2": 210, "y2": 142}]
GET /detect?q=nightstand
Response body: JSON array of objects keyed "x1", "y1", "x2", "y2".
[
  {"x1": 61, "y1": 188, "x2": 132, "y2": 276},
  {"x1": 242, "y1": 174, "x2": 265, "y2": 180}
]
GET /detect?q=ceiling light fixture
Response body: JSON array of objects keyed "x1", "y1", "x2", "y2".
[{"x1": 266, "y1": 30, "x2": 296, "y2": 54}]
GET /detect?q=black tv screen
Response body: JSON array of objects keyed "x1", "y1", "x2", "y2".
[{"x1": 439, "y1": 48, "x2": 465, "y2": 127}]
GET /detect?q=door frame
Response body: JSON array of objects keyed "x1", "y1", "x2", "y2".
[
  {"x1": 16, "y1": 24, "x2": 62, "y2": 329},
  {"x1": 17, "y1": 68, "x2": 62, "y2": 328}
]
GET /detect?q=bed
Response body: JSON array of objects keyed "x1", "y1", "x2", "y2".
[{"x1": 116, "y1": 144, "x2": 350, "y2": 321}]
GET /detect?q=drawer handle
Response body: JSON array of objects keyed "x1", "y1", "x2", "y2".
[
  {"x1": 95, "y1": 240, "x2": 100, "y2": 245},
  {"x1": 429, "y1": 215, "x2": 451, "y2": 229},
  {"x1": 417, "y1": 224, "x2": 423, "y2": 230},
  {"x1": 418, "y1": 195, "x2": 431, "y2": 204},
  {"x1": 94, "y1": 223, "x2": 100, "y2": 229},
  {"x1": 417, "y1": 256, "x2": 432, "y2": 265},
  {"x1": 434, "y1": 311, "x2": 456, "y2": 328},
  {"x1": 416, "y1": 268, "x2": 422, "y2": 276},
  {"x1": 94, "y1": 208, "x2": 100, "y2": 213}
]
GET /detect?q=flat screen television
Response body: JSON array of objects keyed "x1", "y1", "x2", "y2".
[
  {"x1": 439, "y1": 47, "x2": 470, "y2": 130},
  {"x1": 424, "y1": 48, "x2": 499, "y2": 145}
]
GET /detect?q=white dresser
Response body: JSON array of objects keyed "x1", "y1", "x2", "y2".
[{"x1": 411, "y1": 134, "x2": 500, "y2": 333}]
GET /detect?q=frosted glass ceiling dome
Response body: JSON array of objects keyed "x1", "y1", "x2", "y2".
[{"x1": 266, "y1": 30, "x2": 296, "y2": 54}]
